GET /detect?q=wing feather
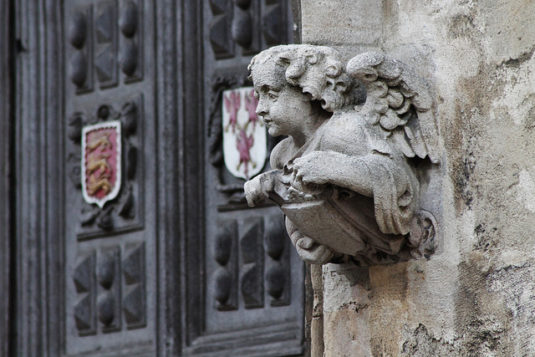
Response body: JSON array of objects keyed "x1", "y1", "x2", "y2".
[
  {"x1": 413, "y1": 110, "x2": 440, "y2": 163},
  {"x1": 404, "y1": 123, "x2": 428, "y2": 160},
  {"x1": 347, "y1": 52, "x2": 440, "y2": 164},
  {"x1": 391, "y1": 129, "x2": 416, "y2": 158}
]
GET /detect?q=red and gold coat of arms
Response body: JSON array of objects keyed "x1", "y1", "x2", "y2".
[{"x1": 81, "y1": 121, "x2": 122, "y2": 207}]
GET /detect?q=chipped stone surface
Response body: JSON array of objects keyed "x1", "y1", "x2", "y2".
[
  {"x1": 301, "y1": 0, "x2": 383, "y2": 47},
  {"x1": 322, "y1": 264, "x2": 372, "y2": 357},
  {"x1": 517, "y1": 169, "x2": 535, "y2": 213},
  {"x1": 302, "y1": 0, "x2": 535, "y2": 355}
]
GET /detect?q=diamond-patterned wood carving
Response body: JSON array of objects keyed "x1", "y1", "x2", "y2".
[
  {"x1": 69, "y1": 7, "x2": 94, "y2": 93},
  {"x1": 97, "y1": 247, "x2": 121, "y2": 332},
  {"x1": 72, "y1": 243, "x2": 147, "y2": 336},
  {"x1": 265, "y1": 214, "x2": 291, "y2": 306},
  {"x1": 213, "y1": 219, "x2": 238, "y2": 310},
  {"x1": 120, "y1": 0, "x2": 143, "y2": 82},
  {"x1": 240, "y1": 217, "x2": 264, "y2": 308},
  {"x1": 73, "y1": 252, "x2": 97, "y2": 336},
  {"x1": 122, "y1": 242, "x2": 146, "y2": 329},
  {"x1": 94, "y1": 1, "x2": 118, "y2": 88}
]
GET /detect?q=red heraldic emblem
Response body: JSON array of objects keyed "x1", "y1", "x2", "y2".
[
  {"x1": 81, "y1": 121, "x2": 122, "y2": 208},
  {"x1": 222, "y1": 87, "x2": 267, "y2": 180}
]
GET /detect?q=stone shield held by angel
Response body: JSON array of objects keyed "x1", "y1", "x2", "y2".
[{"x1": 244, "y1": 45, "x2": 440, "y2": 265}]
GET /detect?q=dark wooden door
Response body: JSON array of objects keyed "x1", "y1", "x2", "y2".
[
  {"x1": 5, "y1": 1, "x2": 304, "y2": 356},
  {"x1": 0, "y1": 1, "x2": 14, "y2": 356},
  {"x1": 186, "y1": 1, "x2": 304, "y2": 356}
]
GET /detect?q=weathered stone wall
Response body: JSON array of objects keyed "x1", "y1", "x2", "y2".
[{"x1": 301, "y1": 0, "x2": 535, "y2": 355}]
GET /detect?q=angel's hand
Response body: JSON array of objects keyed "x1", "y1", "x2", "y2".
[
  {"x1": 291, "y1": 151, "x2": 346, "y2": 186},
  {"x1": 289, "y1": 230, "x2": 333, "y2": 264},
  {"x1": 244, "y1": 173, "x2": 272, "y2": 207}
]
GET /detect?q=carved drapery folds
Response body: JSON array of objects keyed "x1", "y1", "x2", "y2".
[{"x1": 244, "y1": 45, "x2": 440, "y2": 265}]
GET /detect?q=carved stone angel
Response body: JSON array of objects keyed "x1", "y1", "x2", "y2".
[{"x1": 244, "y1": 45, "x2": 439, "y2": 265}]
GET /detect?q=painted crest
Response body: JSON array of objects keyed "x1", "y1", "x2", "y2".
[
  {"x1": 222, "y1": 87, "x2": 267, "y2": 179},
  {"x1": 81, "y1": 121, "x2": 122, "y2": 208}
]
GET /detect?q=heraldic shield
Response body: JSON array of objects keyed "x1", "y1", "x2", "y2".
[
  {"x1": 222, "y1": 87, "x2": 267, "y2": 180},
  {"x1": 81, "y1": 121, "x2": 122, "y2": 208}
]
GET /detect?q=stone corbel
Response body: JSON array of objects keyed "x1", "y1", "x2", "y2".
[{"x1": 244, "y1": 45, "x2": 440, "y2": 265}]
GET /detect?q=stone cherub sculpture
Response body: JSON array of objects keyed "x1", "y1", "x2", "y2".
[{"x1": 244, "y1": 45, "x2": 440, "y2": 265}]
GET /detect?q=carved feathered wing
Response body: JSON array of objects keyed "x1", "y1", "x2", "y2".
[{"x1": 347, "y1": 52, "x2": 440, "y2": 164}]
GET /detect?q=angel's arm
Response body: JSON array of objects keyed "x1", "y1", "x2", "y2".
[
  {"x1": 292, "y1": 150, "x2": 412, "y2": 199},
  {"x1": 291, "y1": 150, "x2": 374, "y2": 197},
  {"x1": 291, "y1": 149, "x2": 416, "y2": 235}
]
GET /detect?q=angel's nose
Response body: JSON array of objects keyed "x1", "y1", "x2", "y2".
[{"x1": 256, "y1": 99, "x2": 268, "y2": 117}]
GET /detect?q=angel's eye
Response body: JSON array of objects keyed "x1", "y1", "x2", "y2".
[
  {"x1": 268, "y1": 91, "x2": 279, "y2": 100},
  {"x1": 259, "y1": 84, "x2": 280, "y2": 100}
]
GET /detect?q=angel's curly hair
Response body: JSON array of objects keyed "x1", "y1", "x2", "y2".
[{"x1": 248, "y1": 45, "x2": 361, "y2": 112}]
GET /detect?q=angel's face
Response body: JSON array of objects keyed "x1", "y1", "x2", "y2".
[{"x1": 254, "y1": 77, "x2": 315, "y2": 139}]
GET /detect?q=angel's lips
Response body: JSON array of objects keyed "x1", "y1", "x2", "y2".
[{"x1": 262, "y1": 118, "x2": 272, "y2": 126}]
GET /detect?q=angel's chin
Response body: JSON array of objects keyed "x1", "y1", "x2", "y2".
[{"x1": 267, "y1": 126, "x2": 282, "y2": 137}]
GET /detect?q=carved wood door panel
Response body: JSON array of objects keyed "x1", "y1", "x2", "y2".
[
  {"x1": 63, "y1": 0, "x2": 156, "y2": 354},
  {"x1": 13, "y1": 1, "x2": 164, "y2": 355},
  {"x1": 0, "y1": 2, "x2": 13, "y2": 356},
  {"x1": 11, "y1": 0, "x2": 303, "y2": 356},
  {"x1": 181, "y1": 1, "x2": 305, "y2": 356}
]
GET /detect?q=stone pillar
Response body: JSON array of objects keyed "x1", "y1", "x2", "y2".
[{"x1": 302, "y1": 0, "x2": 535, "y2": 355}]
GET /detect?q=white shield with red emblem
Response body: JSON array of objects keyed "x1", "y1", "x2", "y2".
[
  {"x1": 222, "y1": 87, "x2": 267, "y2": 180},
  {"x1": 81, "y1": 121, "x2": 122, "y2": 208}
]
